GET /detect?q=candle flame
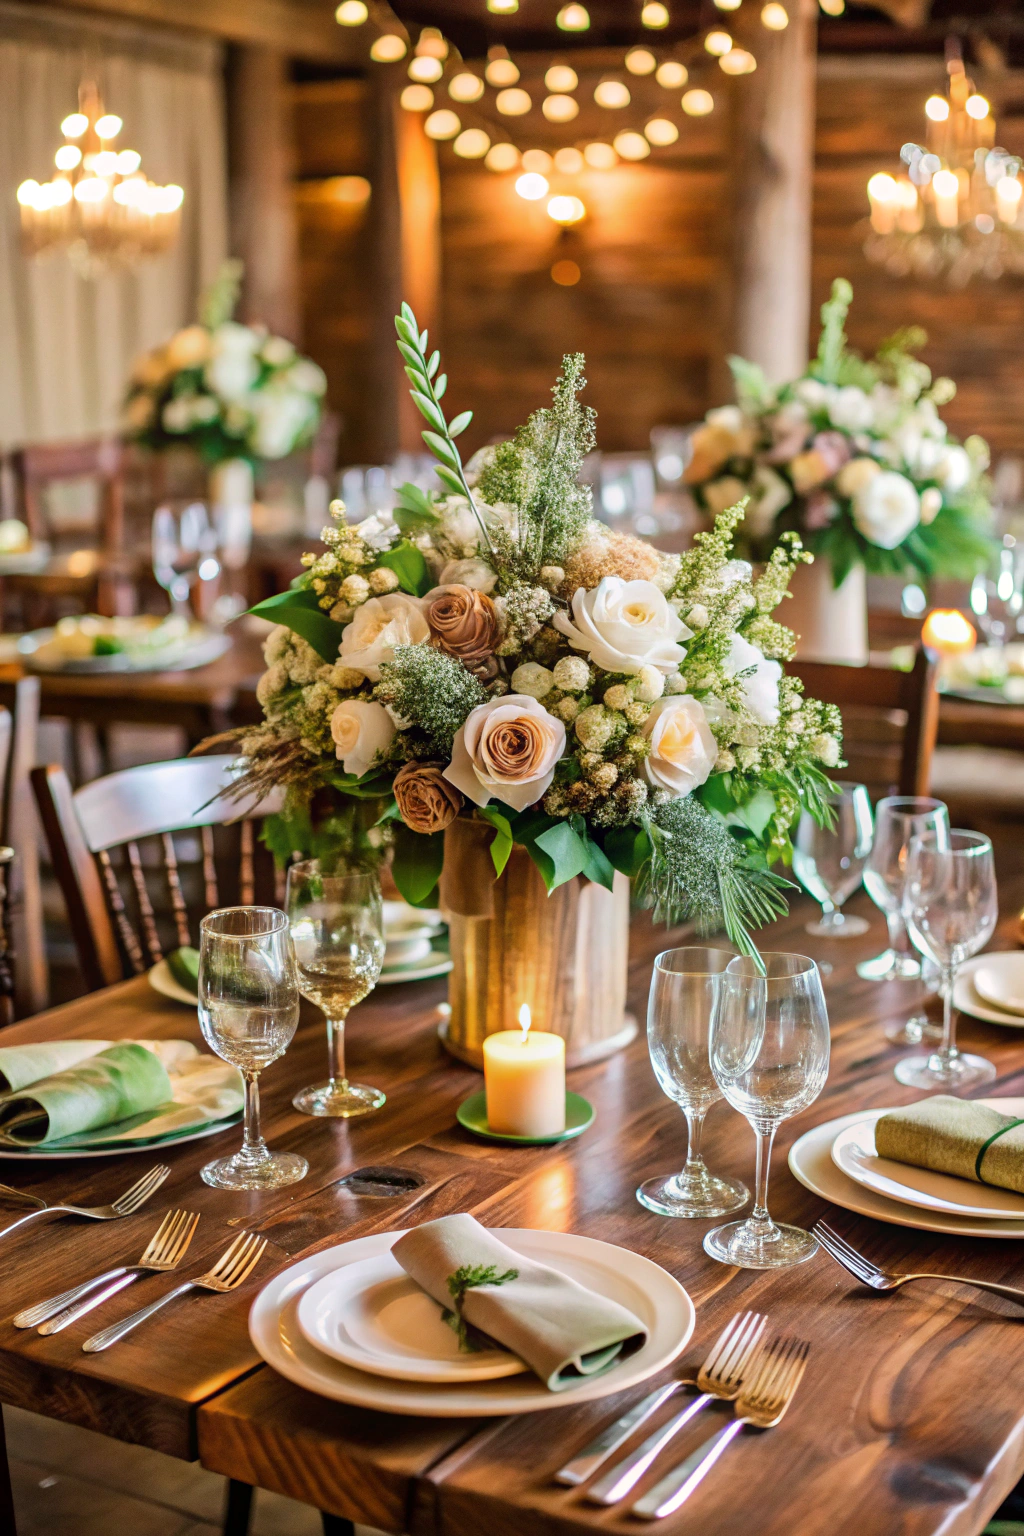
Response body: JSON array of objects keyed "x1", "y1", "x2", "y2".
[
  {"x1": 921, "y1": 607, "x2": 976, "y2": 656},
  {"x1": 518, "y1": 1004, "x2": 531, "y2": 1041}
]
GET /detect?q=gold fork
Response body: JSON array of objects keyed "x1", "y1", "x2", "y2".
[
  {"x1": 21, "y1": 1210, "x2": 201, "y2": 1333},
  {"x1": 632, "y1": 1333, "x2": 810, "y2": 1520},
  {"x1": 81, "y1": 1231, "x2": 268, "y2": 1353},
  {"x1": 584, "y1": 1311, "x2": 767, "y2": 1506}
]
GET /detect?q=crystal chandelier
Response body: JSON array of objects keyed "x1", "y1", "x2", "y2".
[
  {"x1": 864, "y1": 57, "x2": 1024, "y2": 287},
  {"x1": 16, "y1": 82, "x2": 184, "y2": 276}
]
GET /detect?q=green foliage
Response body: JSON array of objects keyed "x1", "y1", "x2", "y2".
[
  {"x1": 199, "y1": 258, "x2": 243, "y2": 330},
  {"x1": 376, "y1": 646, "x2": 487, "y2": 756},
  {"x1": 727, "y1": 356, "x2": 774, "y2": 414},
  {"x1": 246, "y1": 588, "x2": 344, "y2": 663},
  {"x1": 476, "y1": 805, "x2": 515, "y2": 876},
  {"x1": 603, "y1": 823, "x2": 654, "y2": 879},
  {"x1": 443, "y1": 1263, "x2": 519, "y2": 1352},
  {"x1": 378, "y1": 540, "x2": 431, "y2": 597},
  {"x1": 260, "y1": 789, "x2": 388, "y2": 873},
  {"x1": 813, "y1": 501, "x2": 992, "y2": 587},
  {"x1": 393, "y1": 482, "x2": 441, "y2": 537},
  {"x1": 391, "y1": 824, "x2": 445, "y2": 906},
  {"x1": 812, "y1": 277, "x2": 853, "y2": 384}
]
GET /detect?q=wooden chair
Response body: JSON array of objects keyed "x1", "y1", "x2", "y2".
[
  {"x1": 32, "y1": 755, "x2": 282, "y2": 994},
  {"x1": 0, "y1": 677, "x2": 46, "y2": 1019},
  {"x1": 790, "y1": 647, "x2": 939, "y2": 800}
]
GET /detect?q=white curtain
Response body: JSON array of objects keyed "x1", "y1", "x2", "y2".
[{"x1": 0, "y1": 2, "x2": 228, "y2": 446}]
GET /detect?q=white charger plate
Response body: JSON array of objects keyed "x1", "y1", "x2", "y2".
[
  {"x1": 953, "y1": 956, "x2": 1024, "y2": 1028},
  {"x1": 789, "y1": 1109, "x2": 1024, "y2": 1238},
  {"x1": 831, "y1": 1108, "x2": 1024, "y2": 1221},
  {"x1": 250, "y1": 1228, "x2": 695, "y2": 1416},
  {"x1": 377, "y1": 948, "x2": 452, "y2": 985},
  {"x1": 297, "y1": 1253, "x2": 528, "y2": 1382},
  {"x1": 148, "y1": 959, "x2": 198, "y2": 1008},
  {"x1": 972, "y1": 953, "x2": 1024, "y2": 1016}
]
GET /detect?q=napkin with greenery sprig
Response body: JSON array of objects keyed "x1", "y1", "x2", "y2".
[{"x1": 875, "y1": 1095, "x2": 1024, "y2": 1195}]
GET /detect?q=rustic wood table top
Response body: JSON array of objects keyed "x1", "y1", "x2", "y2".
[{"x1": 5, "y1": 883, "x2": 1024, "y2": 1536}]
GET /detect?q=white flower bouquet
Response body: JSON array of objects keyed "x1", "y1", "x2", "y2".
[
  {"x1": 685, "y1": 279, "x2": 993, "y2": 586},
  {"x1": 222, "y1": 304, "x2": 842, "y2": 958},
  {"x1": 123, "y1": 261, "x2": 326, "y2": 465}
]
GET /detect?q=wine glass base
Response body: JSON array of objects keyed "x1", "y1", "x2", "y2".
[
  {"x1": 703, "y1": 1219, "x2": 818, "y2": 1270},
  {"x1": 893, "y1": 1051, "x2": 997, "y2": 1090},
  {"x1": 883, "y1": 1013, "x2": 943, "y2": 1046},
  {"x1": 293, "y1": 1079, "x2": 386, "y2": 1118},
  {"x1": 805, "y1": 914, "x2": 870, "y2": 938},
  {"x1": 636, "y1": 1171, "x2": 749, "y2": 1220},
  {"x1": 201, "y1": 1149, "x2": 308, "y2": 1191}
]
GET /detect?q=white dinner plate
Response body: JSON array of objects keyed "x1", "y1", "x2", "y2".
[
  {"x1": 250, "y1": 1228, "x2": 695, "y2": 1416},
  {"x1": 297, "y1": 1253, "x2": 528, "y2": 1382},
  {"x1": 972, "y1": 953, "x2": 1024, "y2": 1016},
  {"x1": 953, "y1": 955, "x2": 1024, "y2": 1028},
  {"x1": 831, "y1": 1109, "x2": 1024, "y2": 1221},
  {"x1": 148, "y1": 959, "x2": 198, "y2": 1008},
  {"x1": 376, "y1": 948, "x2": 453, "y2": 985},
  {"x1": 789, "y1": 1108, "x2": 1024, "y2": 1238},
  {"x1": 0, "y1": 1115, "x2": 239, "y2": 1160}
]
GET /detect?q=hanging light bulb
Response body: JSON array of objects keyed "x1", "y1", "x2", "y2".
[
  {"x1": 704, "y1": 31, "x2": 732, "y2": 54},
  {"x1": 614, "y1": 131, "x2": 651, "y2": 160},
  {"x1": 714, "y1": 0, "x2": 742, "y2": 8},
  {"x1": 335, "y1": 1, "x2": 368, "y2": 22},
  {"x1": 761, "y1": 2, "x2": 789, "y2": 25},
  {"x1": 54, "y1": 145, "x2": 82, "y2": 170},
  {"x1": 370, "y1": 34, "x2": 407, "y2": 61},
  {"x1": 408, "y1": 56, "x2": 443, "y2": 83},
  {"x1": 546, "y1": 65, "x2": 578, "y2": 92},
  {"x1": 424, "y1": 110, "x2": 461, "y2": 140},
  {"x1": 595, "y1": 80, "x2": 631, "y2": 108},
  {"x1": 641, "y1": 3, "x2": 670, "y2": 26},
  {"x1": 449, "y1": 73, "x2": 485, "y2": 102},
  {"x1": 415, "y1": 27, "x2": 448, "y2": 59},
  {"x1": 819, "y1": 0, "x2": 844, "y2": 12},
  {"x1": 556, "y1": 5, "x2": 590, "y2": 31},
  {"x1": 645, "y1": 118, "x2": 679, "y2": 145},
  {"x1": 555, "y1": 147, "x2": 585, "y2": 173},
  {"x1": 515, "y1": 171, "x2": 550, "y2": 199},
  {"x1": 682, "y1": 88, "x2": 714, "y2": 115},
  {"x1": 485, "y1": 142, "x2": 520, "y2": 171},
  {"x1": 522, "y1": 149, "x2": 553, "y2": 173},
  {"x1": 656, "y1": 61, "x2": 688, "y2": 87},
  {"x1": 488, "y1": 0, "x2": 519, "y2": 10},
  {"x1": 547, "y1": 194, "x2": 585, "y2": 223},
  {"x1": 966, "y1": 93, "x2": 990, "y2": 120},
  {"x1": 95, "y1": 114, "x2": 122, "y2": 138},
  {"x1": 454, "y1": 129, "x2": 491, "y2": 158},
  {"x1": 544, "y1": 94, "x2": 580, "y2": 122},
  {"x1": 584, "y1": 142, "x2": 618, "y2": 168},
  {"x1": 626, "y1": 48, "x2": 657, "y2": 75},
  {"x1": 496, "y1": 88, "x2": 532, "y2": 115},
  {"x1": 925, "y1": 94, "x2": 950, "y2": 121},
  {"x1": 486, "y1": 48, "x2": 520, "y2": 86},
  {"x1": 61, "y1": 112, "x2": 88, "y2": 137},
  {"x1": 720, "y1": 48, "x2": 757, "y2": 74},
  {"x1": 401, "y1": 84, "x2": 434, "y2": 111}
]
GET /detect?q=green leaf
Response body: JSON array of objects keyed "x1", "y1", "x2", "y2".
[
  {"x1": 580, "y1": 834, "x2": 616, "y2": 892},
  {"x1": 412, "y1": 392, "x2": 447, "y2": 432},
  {"x1": 391, "y1": 824, "x2": 444, "y2": 906},
  {"x1": 435, "y1": 373, "x2": 447, "y2": 399},
  {"x1": 404, "y1": 366, "x2": 429, "y2": 391},
  {"x1": 603, "y1": 824, "x2": 652, "y2": 879},
  {"x1": 422, "y1": 430, "x2": 458, "y2": 466},
  {"x1": 330, "y1": 770, "x2": 395, "y2": 800},
  {"x1": 397, "y1": 340, "x2": 422, "y2": 370},
  {"x1": 426, "y1": 349, "x2": 440, "y2": 379},
  {"x1": 698, "y1": 772, "x2": 739, "y2": 817},
  {"x1": 448, "y1": 410, "x2": 473, "y2": 438},
  {"x1": 419, "y1": 328, "x2": 428, "y2": 350},
  {"x1": 435, "y1": 465, "x2": 466, "y2": 496},
  {"x1": 476, "y1": 805, "x2": 514, "y2": 877},
  {"x1": 379, "y1": 540, "x2": 431, "y2": 597},
  {"x1": 246, "y1": 588, "x2": 344, "y2": 664},
  {"x1": 375, "y1": 798, "x2": 402, "y2": 825},
  {"x1": 533, "y1": 821, "x2": 589, "y2": 891},
  {"x1": 393, "y1": 482, "x2": 440, "y2": 536},
  {"x1": 725, "y1": 788, "x2": 776, "y2": 840}
]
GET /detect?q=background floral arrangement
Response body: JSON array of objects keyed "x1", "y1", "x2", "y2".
[
  {"x1": 684, "y1": 278, "x2": 993, "y2": 587},
  {"x1": 123, "y1": 261, "x2": 326, "y2": 465},
  {"x1": 225, "y1": 305, "x2": 842, "y2": 958}
]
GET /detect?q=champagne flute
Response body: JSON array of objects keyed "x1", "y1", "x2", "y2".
[
  {"x1": 636, "y1": 947, "x2": 749, "y2": 1219},
  {"x1": 198, "y1": 906, "x2": 307, "y2": 1191},
  {"x1": 859, "y1": 795, "x2": 950, "y2": 1044},
  {"x1": 792, "y1": 782, "x2": 873, "y2": 937},
  {"x1": 897, "y1": 829, "x2": 999, "y2": 1090},
  {"x1": 705, "y1": 954, "x2": 829, "y2": 1270},
  {"x1": 287, "y1": 860, "x2": 386, "y2": 1118}
]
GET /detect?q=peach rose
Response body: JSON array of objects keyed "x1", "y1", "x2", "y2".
[
  {"x1": 641, "y1": 695, "x2": 717, "y2": 797},
  {"x1": 393, "y1": 762, "x2": 463, "y2": 835},
  {"x1": 444, "y1": 694, "x2": 566, "y2": 812},
  {"x1": 330, "y1": 699, "x2": 395, "y2": 777},
  {"x1": 424, "y1": 583, "x2": 500, "y2": 679},
  {"x1": 339, "y1": 592, "x2": 429, "y2": 682}
]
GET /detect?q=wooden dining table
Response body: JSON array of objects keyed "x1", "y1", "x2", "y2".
[{"x1": 4, "y1": 880, "x2": 1024, "y2": 1536}]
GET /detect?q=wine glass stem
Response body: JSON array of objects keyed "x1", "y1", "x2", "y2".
[
  {"x1": 326, "y1": 1015, "x2": 348, "y2": 1089},
  {"x1": 935, "y1": 964, "x2": 958, "y2": 1068},
  {"x1": 242, "y1": 1071, "x2": 267, "y2": 1159},
  {"x1": 748, "y1": 1120, "x2": 779, "y2": 1237},
  {"x1": 887, "y1": 909, "x2": 909, "y2": 957},
  {"x1": 683, "y1": 1106, "x2": 708, "y2": 1181}
]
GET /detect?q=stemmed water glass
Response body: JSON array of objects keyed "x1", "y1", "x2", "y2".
[
  {"x1": 792, "y1": 782, "x2": 873, "y2": 938},
  {"x1": 859, "y1": 795, "x2": 950, "y2": 1044},
  {"x1": 198, "y1": 907, "x2": 307, "y2": 1191},
  {"x1": 897, "y1": 829, "x2": 999, "y2": 1090},
  {"x1": 705, "y1": 954, "x2": 830, "y2": 1270},
  {"x1": 287, "y1": 861, "x2": 386, "y2": 1118},
  {"x1": 636, "y1": 947, "x2": 749, "y2": 1219},
  {"x1": 152, "y1": 500, "x2": 218, "y2": 617}
]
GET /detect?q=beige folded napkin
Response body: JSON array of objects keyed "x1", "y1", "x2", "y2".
[
  {"x1": 875, "y1": 1095, "x2": 1024, "y2": 1195},
  {"x1": 391, "y1": 1213, "x2": 647, "y2": 1392}
]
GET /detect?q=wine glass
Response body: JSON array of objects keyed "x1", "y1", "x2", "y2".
[
  {"x1": 859, "y1": 795, "x2": 950, "y2": 1044},
  {"x1": 705, "y1": 954, "x2": 830, "y2": 1270},
  {"x1": 152, "y1": 500, "x2": 218, "y2": 617},
  {"x1": 792, "y1": 782, "x2": 873, "y2": 937},
  {"x1": 198, "y1": 907, "x2": 307, "y2": 1191},
  {"x1": 636, "y1": 947, "x2": 749, "y2": 1219},
  {"x1": 970, "y1": 534, "x2": 1024, "y2": 646},
  {"x1": 897, "y1": 829, "x2": 999, "y2": 1090},
  {"x1": 287, "y1": 861, "x2": 386, "y2": 1118}
]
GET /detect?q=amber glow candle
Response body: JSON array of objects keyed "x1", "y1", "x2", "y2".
[
  {"x1": 921, "y1": 608, "x2": 977, "y2": 656},
  {"x1": 483, "y1": 1006, "x2": 566, "y2": 1137}
]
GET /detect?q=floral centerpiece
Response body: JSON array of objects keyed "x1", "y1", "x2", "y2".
[
  {"x1": 123, "y1": 261, "x2": 326, "y2": 464},
  {"x1": 684, "y1": 279, "x2": 992, "y2": 588},
  {"x1": 222, "y1": 304, "x2": 841, "y2": 967}
]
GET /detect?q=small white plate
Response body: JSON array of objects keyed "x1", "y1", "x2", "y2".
[
  {"x1": 954, "y1": 956, "x2": 1024, "y2": 1028},
  {"x1": 148, "y1": 959, "x2": 198, "y2": 1008},
  {"x1": 377, "y1": 948, "x2": 453, "y2": 985},
  {"x1": 831, "y1": 1111, "x2": 1024, "y2": 1221},
  {"x1": 972, "y1": 953, "x2": 1024, "y2": 1016},
  {"x1": 789, "y1": 1105, "x2": 1024, "y2": 1238},
  {"x1": 297, "y1": 1253, "x2": 528, "y2": 1382},
  {"x1": 250, "y1": 1228, "x2": 695, "y2": 1416}
]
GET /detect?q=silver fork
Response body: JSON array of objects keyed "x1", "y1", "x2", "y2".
[
  {"x1": 14, "y1": 1209, "x2": 200, "y2": 1332},
  {"x1": 0, "y1": 1165, "x2": 170, "y2": 1241},
  {"x1": 814, "y1": 1220, "x2": 1024, "y2": 1307},
  {"x1": 82, "y1": 1231, "x2": 268, "y2": 1353},
  {"x1": 583, "y1": 1311, "x2": 767, "y2": 1506}
]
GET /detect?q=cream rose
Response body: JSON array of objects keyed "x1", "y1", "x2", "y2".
[
  {"x1": 166, "y1": 324, "x2": 211, "y2": 372},
  {"x1": 439, "y1": 557, "x2": 497, "y2": 594},
  {"x1": 851, "y1": 470, "x2": 920, "y2": 550},
  {"x1": 724, "y1": 634, "x2": 781, "y2": 726},
  {"x1": 330, "y1": 699, "x2": 395, "y2": 778},
  {"x1": 444, "y1": 694, "x2": 566, "y2": 811},
  {"x1": 641, "y1": 696, "x2": 717, "y2": 797},
  {"x1": 553, "y1": 576, "x2": 690, "y2": 676},
  {"x1": 835, "y1": 456, "x2": 882, "y2": 499},
  {"x1": 338, "y1": 592, "x2": 429, "y2": 681}
]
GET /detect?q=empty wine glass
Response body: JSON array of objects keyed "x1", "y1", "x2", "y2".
[
  {"x1": 705, "y1": 954, "x2": 830, "y2": 1270},
  {"x1": 970, "y1": 535, "x2": 1024, "y2": 646},
  {"x1": 859, "y1": 795, "x2": 950, "y2": 1044},
  {"x1": 897, "y1": 829, "x2": 999, "y2": 1090},
  {"x1": 198, "y1": 907, "x2": 307, "y2": 1191},
  {"x1": 637, "y1": 947, "x2": 749, "y2": 1219},
  {"x1": 152, "y1": 500, "x2": 218, "y2": 617},
  {"x1": 793, "y1": 782, "x2": 873, "y2": 937},
  {"x1": 287, "y1": 860, "x2": 386, "y2": 1118}
]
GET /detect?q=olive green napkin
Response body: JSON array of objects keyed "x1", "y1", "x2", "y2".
[
  {"x1": 0, "y1": 1042, "x2": 172, "y2": 1145},
  {"x1": 0, "y1": 1041, "x2": 113, "y2": 1093},
  {"x1": 875, "y1": 1095, "x2": 1024, "y2": 1195},
  {"x1": 392, "y1": 1213, "x2": 648, "y2": 1392},
  {"x1": 166, "y1": 946, "x2": 199, "y2": 996}
]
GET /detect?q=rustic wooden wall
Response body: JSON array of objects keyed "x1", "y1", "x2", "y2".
[{"x1": 290, "y1": 54, "x2": 1024, "y2": 466}]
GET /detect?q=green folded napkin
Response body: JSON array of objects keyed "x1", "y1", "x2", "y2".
[
  {"x1": 875, "y1": 1095, "x2": 1024, "y2": 1195},
  {"x1": 0, "y1": 1042, "x2": 171, "y2": 1145},
  {"x1": 392, "y1": 1213, "x2": 648, "y2": 1392},
  {"x1": 0, "y1": 1041, "x2": 113, "y2": 1094},
  {"x1": 166, "y1": 946, "x2": 199, "y2": 996}
]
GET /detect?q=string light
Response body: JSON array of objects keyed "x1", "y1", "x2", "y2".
[
  {"x1": 682, "y1": 88, "x2": 714, "y2": 115},
  {"x1": 424, "y1": 110, "x2": 461, "y2": 140},
  {"x1": 449, "y1": 73, "x2": 484, "y2": 102},
  {"x1": 486, "y1": 49, "x2": 520, "y2": 86},
  {"x1": 626, "y1": 48, "x2": 657, "y2": 75},
  {"x1": 547, "y1": 194, "x2": 585, "y2": 223},
  {"x1": 400, "y1": 84, "x2": 434, "y2": 111},
  {"x1": 556, "y1": 5, "x2": 590, "y2": 31},
  {"x1": 544, "y1": 95, "x2": 579, "y2": 122},
  {"x1": 415, "y1": 27, "x2": 448, "y2": 59},
  {"x1": 61, "y1": 113, "x2": 87, "y2": 137},
  {"x1": 488, "y1": 0, "x2": 519, "y2": 10},
  {"x1": 546, "y1": 65, "x2": 578, "y2": 91},
  {"x1": 720, "y1": 48, "x2": 757, "y2": 74},
  {"x1": 555, "y1": 147, "x2": 585, "y2": 172},
  {"x1": 966, "y1": 94, "x2": 990, "y2": 120},
  {"x1": 496, "y1": 87, "x2": 532, "y2": 115},
  {"x1": 614, "y1": 130, "x2": 650, "y2": 160},
  {"x1": 819, "y1": 0, "x2": 844, "y2": 13},
  {"x1": 54, "y1": 145, "x2": 82, "y2": 170},
  {"x1": 370, "y1": 35, "x2": 407, "y2": 61},
  {"x1": 485, "y1": 142, "x2": 520, "y2": 171},
  {"x1": 656, "y1": 61, "x2": 688, "y2": 87},
  {"x1": 335, "y1": 1, "x2": 368, "y2": 22},
  {"x1": 551, "y1": 259, "x2": 581, "y2": 285},
  {"x1": 454, "y1": 128, "x2": 491, "y2": 158},
  {"x1": 705, "y1": 31, "x2": 733, "y2": 54},
  {"x1": 645, "y1": 118, "x2": 679, "y2": 145},
  {"x1": 595, "y1": 80, "x2": 631, "y2": 108},
  {"x1": 761, "y1": 2, "x2": 789, "y2": 25},
  {"x1": 408, "y1": 56, "x2": 443, "y2": 83},
  {"x1": 714, "y1": 0, "x2": 741, "y2": 8},
  {"x1": 584, "y1": 142, "x2": 618, "y2": 168},
  {"x1": 515, "y1": 171, "x2": 549, "y2": 199},
  {"x1": 95, "y1": 114, "x2": 122, "y2": 138},
  {"x1": 925, "y1": 95, "x2": 949, "y2": 122},
  {"x1": 641, "y1": 3, "x2": 670, "y2": 26},
  {"x1": 522, "y1": 149, "x2": 553, "y2": 173}
]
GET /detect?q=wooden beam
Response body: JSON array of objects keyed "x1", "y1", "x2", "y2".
[
  {"x1": 363, "y1": 70, "x2": 404, "y2": 464},
  {"x1": 40, "y1": 0, "x2": 369, "y2": 63},
  {"x1": 396, "y1": 109, "x2": 441, "y2": 454}
]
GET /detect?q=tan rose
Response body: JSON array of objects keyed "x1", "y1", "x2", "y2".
[
  {"x1": 445, "y1": 694, "x2": 566, "y2": 811},
  {"x1": 424, "y1": 583, "x2": 500, "y2": 679},
  {"x1": 393, "y1": 761, "x2": 463, "y2": 834}
]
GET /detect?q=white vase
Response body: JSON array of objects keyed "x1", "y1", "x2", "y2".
[
  {"x1": 784, "y1": 557, "x2": 868, "y2": 664},
  {"x1": 209, "y1": 457, "x2": 254, "y2": 508}
]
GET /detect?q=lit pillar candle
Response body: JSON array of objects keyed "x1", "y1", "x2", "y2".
[
  {"x1": 921, "y1": 608, "x2": 976, "y2": 656},
  {"x1": 483, "y1": 1006, "x2": 565, "y2": 1137}
]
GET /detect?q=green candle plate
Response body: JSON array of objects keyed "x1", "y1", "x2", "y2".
[{"x1": 456, "y1": 1090, "x2": 594, "y2": 1145}]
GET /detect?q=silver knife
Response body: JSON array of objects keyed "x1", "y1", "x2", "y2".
[{"x1": 554, "y1": 1382, "x2": 684, "y2": 1486}]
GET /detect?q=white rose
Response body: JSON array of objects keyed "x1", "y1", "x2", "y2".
[
  {"x1": 339, "y1": 592, "x2": 429, "y2": 681},
  {"x1": 852, "y1": 470, "x2": 920, "y2": 550},
  {"x1": 835, "y1": 456, "x2": 882, "y2": 498},
  {"x1": 919, "y1": 486, "x2": 942, "y2": 524},
  {"x1": 330, "y1": 699, "x2": 395, "y2": 777},
  {"x1": 933, "y1": 445, "x2": 971, "y2": 494},
  {"x1": 828, "y1": 385, "x2": 874, "y2": 433},
  {"x1": 247, "y1": 389, "x2": 317, "y2": 459},
  {"x1": 444, "y1": 694, "x2": 566, "y2": 812},
  {"x1": 162, "y1": 397, "x2": 195, "y2": 433},
  {"x1": 261, "y1": 335, "x2": 296, "y2": 367},
  {"x1": 205, "y1": 351, "x2": 259, "y2": 403},
  {"x1": 794, "y1": 379, "x2": 833, "y2": 411},
  {"x1": 212, "y1": 321, "x2": 261, "y2": 356},
  {"x1": 287, "y1": 358, "x2": 328, "y2": 396},
  {"x1": 439, "y1": 557, "x2": 497, "y2": 594},
  {"x1": 725, "y1": 634, "x2": 782, "y2": 726},
  {"x1": 641, "y1": 696, "x2": 717, "y2": 797},
  {"x1": 553, "y1": 576, "x2": 690, "y2": 676},
  {"x1": 353, "y1": 510, "x2": 399, "y2": 552}
]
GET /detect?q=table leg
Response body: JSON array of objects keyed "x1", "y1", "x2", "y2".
[
  {"x1": 222, "y1": 1477, "x2": 253, "y2": 1536},
  {"x1": 320, "y1": 1515, "x2": 355, "y2": 1536},
  {"x1": 1, "y1": 1404, "x2": 17, "y2": 1536}
]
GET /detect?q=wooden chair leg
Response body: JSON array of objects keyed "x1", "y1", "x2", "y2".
[
  {"x1": 0, "y1": 1405, "x2": 17, "y2": 1536},
  {"x1": 320, "y1": 1515, "x2": 355, "y2": 1536},
  {"x1": 222, "y1": 1478, "x2": 253, "y2": 1536}
]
